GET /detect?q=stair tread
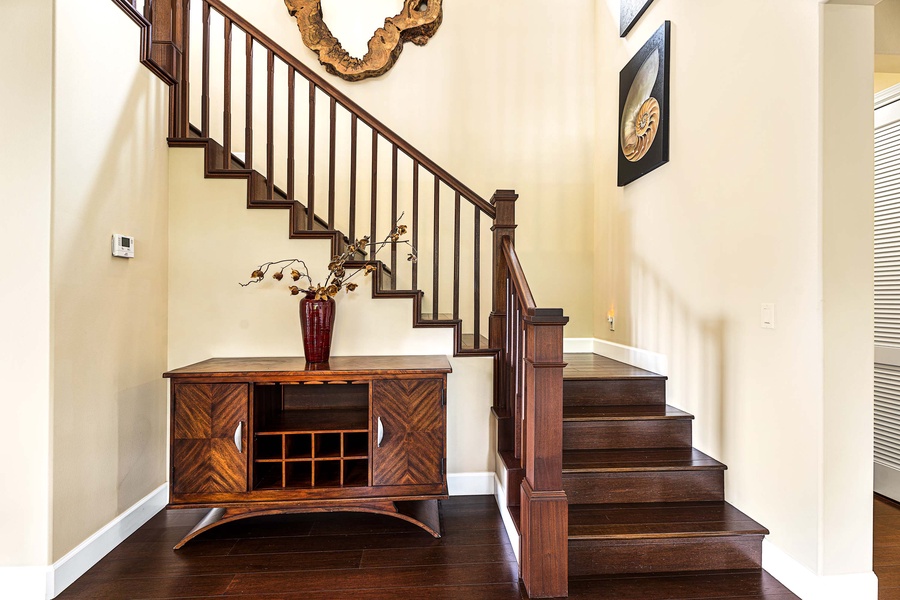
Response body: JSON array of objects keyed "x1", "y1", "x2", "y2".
[
  {"x1": 563, "y1": 448, "x2": 726, "y2": 473},
  {"x1": 568, "y1": 570, "x2": 798, "y2": 599},
  {"x1": 568, "y1": 501, "x2": 768, "y2": 540},
  {"x1": 564, "y1": 353, "x2": 665, "y2": 381},
  {"x1": 564, "y1": 404, "x2": 693, "y2": 421}
]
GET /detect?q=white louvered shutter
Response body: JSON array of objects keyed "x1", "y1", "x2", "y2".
[{"x1": 874, "y1": 91, "x2": 900, "y2": 501}]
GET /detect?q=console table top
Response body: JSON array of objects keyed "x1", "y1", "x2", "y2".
[{"x1": 164, "y1": 355, "x2": 452, "y2": 378}]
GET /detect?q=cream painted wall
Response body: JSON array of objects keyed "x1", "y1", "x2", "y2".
[
  {"x1": 168, "y1": 147, "x2": 495, "y2": 475},
  {"x1": 192, "y1": 0, "x2": 596, "y2": 335},
  {"x1": 875, "y1": 0, "x2": 900, "y2": 91},
  {"x1": 876, "y1": 72, "x2": 900, "y2": 92},
  {"x1": 50, "y1": 1, "x2": 170, "y2": 561},
  {"x1": 0, "y1": 0, "x2": 53, "y2": 568},
  {"x1": 876, "y1": 0, "x2": 900, "y2": 55},
  {"x1": 821, "y1": 4, "x2": 875, "y2": 575},
  {"x1": 594, "y1": 0, "x2": 873, "y2": 579}
]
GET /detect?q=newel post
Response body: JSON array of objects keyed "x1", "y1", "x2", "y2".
[
  {"x1": 520, "y1": 308, "x2": 569, "y2": 598},
  {"x1": 489, "y1": 189, "x2": 517, "y2": 415}
]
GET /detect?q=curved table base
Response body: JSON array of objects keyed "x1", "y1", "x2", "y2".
[{"x1": 173, "y1": 499, "x2": 442, "y2": 550}]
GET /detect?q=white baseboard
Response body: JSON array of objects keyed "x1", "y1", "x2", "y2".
[
  {"x1": 875, "y1": 462, "x2": 900, "y2": 503},
  {"x1": 564, "y1": 337, "x2": 668, "y2": 375},
  {"x1": 448, "y1": 472, "x2": 495, "y2": 496},
  {"x1": 762, "y1": 539, "x2": 878, "y2": 600},
  {"x1": 0, "y1": 483, "x2": 168, "y2": 599},
  {"x1": 563, "y1": 338, "x2": 595, "y2": 353},
  {"x1": 50, "y1": 483, "x2": 168, "y2": 598},
  {"x1": 0, "y1": 566, "x2": 53, "y2": 600},
  {"x1": 492, "y1": 468, "x2": 520, "y2": 564}
]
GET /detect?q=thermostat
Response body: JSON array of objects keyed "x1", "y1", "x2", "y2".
[{"x1": 112, "y1": 234, "x2": 135, "y2": 258}]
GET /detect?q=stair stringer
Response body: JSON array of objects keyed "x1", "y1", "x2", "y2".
[{"x1": 166, "y1": 135, "x2": 497, "y2": 358}]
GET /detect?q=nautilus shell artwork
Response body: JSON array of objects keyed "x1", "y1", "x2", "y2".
[
  {"x1": 284, "y1": 0, "x2": 443, "y2": 82},
  {"x1": 617, "y1": 21, "x2": 669, "y2": 187},
  {"x1": 620, "y1": 49, "x2": 661, "y2": 163}
]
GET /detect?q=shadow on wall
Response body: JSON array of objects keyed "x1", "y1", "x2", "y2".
[
  {"x1": 53, "y1": 69, "x2": 169, "y2": 536},
  {"x1": 630, "y1": 254, "x2": 726, "y2": 459}
]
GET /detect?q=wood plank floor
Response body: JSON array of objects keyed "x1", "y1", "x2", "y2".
[
  {"x1": 58, "y1": 495, "x2": 797, "y2": 599},
  {"x1": 876, "y1": 493, "x2": 900, "y2": 599}
]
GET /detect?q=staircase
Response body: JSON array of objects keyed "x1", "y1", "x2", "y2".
[
  {"x1": 559, "y1": 353, "x2": 795, "y2": 596},
  {"x1": 115, "y1": 1, "x2": 791, "y2": 597}
]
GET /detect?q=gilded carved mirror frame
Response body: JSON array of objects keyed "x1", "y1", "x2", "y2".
[{"x1": 283, "y1": 0, "x2": 443, "y2": 82}]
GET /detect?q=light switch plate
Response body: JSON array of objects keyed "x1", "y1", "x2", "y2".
[
  {"x1": 761, "y1": 303, "x2": 775, "y2": 329},
  {"x1": 112, "y1": 234, "x2": 135, "y2": 258}
]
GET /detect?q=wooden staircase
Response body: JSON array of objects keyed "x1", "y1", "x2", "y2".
[{"x1": 557, "y1": 353, "x2": 795, "y2": 597}]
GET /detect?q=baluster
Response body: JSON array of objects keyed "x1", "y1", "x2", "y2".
[
  {"x1": 244, "y1": 33, "x2": 253, "y2": 169},
  {"x1": 432, "y1": 175, "x2": 440, "y2": 320},
  {"x1": 349, "y1": 115, "x2": 357, "y2": 243},
  {"x1": 503, "y1": 276, "x2": 512, "y2": 416},
  {"x1": 307, "y1": 81, "x2": 316, "y2": 230},
  {"x1": 391, "y1": 145, "x2": 398, "y2": 290},
  {"x1": 412, "y1": 160, "x2": 419, "y2": 291},
  {"x1": 200, "y1": 1, "x2": 210, "y2": 137},
  {"x1": 266, "y1": 50, "x2": 274, "y2": 199},
  {"x1": 474, "y1": 208, "x2": 481, "y2": 348},
  {"x1": 370, "y1": 131, "x2": 378, "y2": 247},
  {"x1": 350, "y1": 113, "x2": 358, "y2": 243},
  {"x1": 177, "y1": 0, "x2": 191, "y2": 137},
  {"x1": 328, "y1": 97, "x2": 336, "y2": 229},
  {"x1": 453, "y1": 192, "x2": 460, "y2": 321},
  {"x1": 515, "y1": 298, "x2": 523, "y2": 460},
  {"x1": 287, "y1": 67, "x2": 295, "y2": 200},
  {"x1": 222, "y1": 17, "x2": 232, "y2": 168}
]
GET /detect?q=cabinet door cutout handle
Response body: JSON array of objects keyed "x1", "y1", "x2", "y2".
[
  {"x1": 234, "y1": 421, "x2": 243, "y2": 454},
  {"x1": 377, "y1": 416, "x2": 384, "y2": 448}
]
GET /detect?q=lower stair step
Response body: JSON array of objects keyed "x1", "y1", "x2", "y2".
[
  {"x1": 568, "y1": 501, "x2": 768, "y2": 540},
  {"x1": 563, "y1": 448, "x2": 725, "y2": 504},
  {"x1": 568, "y1": 570, "x2": 798, "y2": 599},
  {"x1": 563, "y1": 405, "x2": 694, "y2": 450},
  {"x1": 570, "y1": 535, "x2": 766, "y2": 576},
  {"x1": 569, "y1": 502, "x2": 767, "y2": 576}
]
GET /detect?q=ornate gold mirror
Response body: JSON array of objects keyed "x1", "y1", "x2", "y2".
[{"x1": 283, "y1": 0, "x2": 443, "y2": 82}]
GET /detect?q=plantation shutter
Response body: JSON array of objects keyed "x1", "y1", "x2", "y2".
[{"x1": 874, "y1": 89, "x2": 900, "y2": 502}]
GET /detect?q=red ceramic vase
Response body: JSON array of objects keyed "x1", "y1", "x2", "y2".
[{"x1": 299, "y1": 291, "x2": 336, "y2": 363}]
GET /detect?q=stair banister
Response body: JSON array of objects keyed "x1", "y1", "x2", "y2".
[
  {"x1": 180, "y1": 0, "x2": 493, "y2": 217},
  {"x1": 499, "y1": 236, "x2": 569, "y2": 598}
]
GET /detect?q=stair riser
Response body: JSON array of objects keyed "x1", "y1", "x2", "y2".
[
  {"x1": 564, "y1": 379, "x2": 665, "y2": 406},
  {"x1": 563, "y1": 420, "x2": 691, "y2": 450},
  {"x1": 564, "y1": 471, "x2": 724, "y2": 504},
  {"x1": 568, "y1": 535, "x2": 764, "y2": 577}
]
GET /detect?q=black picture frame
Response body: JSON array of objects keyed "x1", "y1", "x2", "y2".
[
  {"x1": 620, "y1": 0, "x2": 655, "y2": 37},
  {"x1": 617, "y1": 21, "x2": 670, "y2": 187}
]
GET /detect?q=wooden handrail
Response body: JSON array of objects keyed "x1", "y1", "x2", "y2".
[
  {"x1": 201, "y1": 0, "x2": 493, "y2": 218},
  {"x1": 501, "y1": 236, "x2": 537, "y2": 314}
]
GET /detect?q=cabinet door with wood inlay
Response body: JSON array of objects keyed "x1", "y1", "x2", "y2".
[
  {"x1": 372, "y1": 378, "x2": 445, "y2": 486},
  {"x1": 172, "y1": 383, "x2": 248, "y2": 494}
]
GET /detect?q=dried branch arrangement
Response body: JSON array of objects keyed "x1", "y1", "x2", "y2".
[{"x1": 241, "y1": 218, "x2": 416, "y2": 300}]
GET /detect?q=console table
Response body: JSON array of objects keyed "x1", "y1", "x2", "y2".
[{"x1": 163, "y1": 355, "x2": 451, "y2": 549}]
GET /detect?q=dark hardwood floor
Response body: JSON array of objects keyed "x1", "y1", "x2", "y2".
[
  {"x1": 58, "y1": 495, "x2": 797, "y2": 599},
  {"x1": 876, "y1": 493, "x2": 900, "y2": 599}
]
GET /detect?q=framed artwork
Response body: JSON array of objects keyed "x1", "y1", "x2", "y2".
[
  {"x1": 620, "y1": 0, "x2": 655, "y2": 37},
  {"x1": 618, "y1": 21, "x2": 670, "y2": 187}
]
